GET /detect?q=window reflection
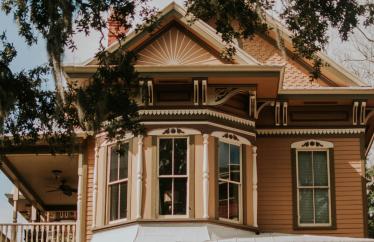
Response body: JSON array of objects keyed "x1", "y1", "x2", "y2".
[
  {"x1": 158, "y1": 138, "x2": 188, "y2": 216},
  {"x1": 218, "y1": 141, "x2": 241, "y2": 221}
]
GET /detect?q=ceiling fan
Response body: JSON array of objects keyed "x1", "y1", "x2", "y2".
[{"x1": 46, "y1": 170, "x2": 77, "y2": 197}]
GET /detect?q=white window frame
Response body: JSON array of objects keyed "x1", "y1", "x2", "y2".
[
  {"x1": 293, "y1": 140, "x2": 333, "y2": 227},
  {"x1": 106, "y1": 142, "x2": 130, "y2": 224},
  {"x1": 156, "y1": 136, "x2": 190, "y2": 218},
  {"x1": 217, "y1": 138, "x2": 243, "y2": 224}
]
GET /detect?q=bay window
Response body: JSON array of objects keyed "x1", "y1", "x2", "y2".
[
  {"x1": 158, "y1": 137, "x2": 188, "y2": 216},
  {"x1": 108, "y1": 143, "x2": 129, "y2": 222}
]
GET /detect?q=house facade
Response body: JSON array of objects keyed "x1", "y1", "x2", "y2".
[{"x1": 1, "y1": 2, "x2": 374, "y2": 242}]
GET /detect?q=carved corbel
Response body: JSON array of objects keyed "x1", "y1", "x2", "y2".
[
  {"x1": 360, "y1": 101, "x2": 366, "y2": 125},
  {"x1": 147, "y1": 80, "x2": 153, "y2": 106}
]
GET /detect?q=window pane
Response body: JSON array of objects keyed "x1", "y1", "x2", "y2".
[
  {"x1": 315, "y1": 188, "x2": 329, "y2": 223},
  {"x1": 228, "y1": 183, "x2": 239, "y2": 221},
  {"x1": 230, "y1": 145, "x2": 241, "y2": 182},
  {"x1": 109, "y1": 147, "x2": 118, "y2": 182},
  {"x1": 159, "y1": 139, "x2": 172, "y2": 175},
  {"x1": 218, "y1": 181, "x2": 228, "y2": 218},
  {"x1": 109, "y1": 184, "x2": 119, "y2": 221},
  {"x1": 159, "y1": 178, "x2": 172, "y2": 215},
  {"x1": 173, "y1": 178, "x2": 187, "y2": 215},
  {"x1": 119, "y1": 143, "x2": 129, "y2": 180},
  {"x1": 298, "y1": 152, "x2": 313, "y2": 186},
  {"x1": 313, "y1": 151, "x2": 328, "y2": 186},
  {"x1": 219, "y1": 142, "x2": 230, "y2": 180},
  {"x1": 119, "y1": 182, "x2": 127, "y2": 219},
  {"x1": 174, "y1": 139, "x2": 187, "y2": 175},
  {"x1": 299, "y1": 188, "x2": 314, "y2": 223}
]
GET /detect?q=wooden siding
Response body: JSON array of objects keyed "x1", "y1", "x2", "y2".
[
  {"x1": 257, "y1": 137, "x2": 365, "y2": 238},
  {"x1": 84, "y1": 138, "x2": 96, "y2": 242}
]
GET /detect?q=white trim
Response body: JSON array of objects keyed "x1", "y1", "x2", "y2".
[
  {"x1": 106, "y1": 142, "x2": 130, "y2": 222},
  {"x1": 92, "y1": 144, "x2": 99, "y2": 228},
  {"x1": 142, "y1": 121, "x2": 256, "y2": 137},
  {"x1": 211, "y1": 131, "x2": 251, "y2": 145},
  {"x1": 292, "y1": 139, "x2": 334, "y2": 149},
  {"x1": 217, "y1": 140, "x2": 243, "y2": 223},
  {"x1": 156, "y1": 136, "x2": 190, "y2": 218},
  {"x1": 257, "y1": 128, "x2": 365, "y2": 136},
  {"x1": 295, "y1": 148, "x2": 332, "y2": 227},
  {"x1": 202, "y1": 134, "x2": 209, "y2": 219},
  {"x1": 138, "y1": 109, "x2": 255, "y2": 127},
  {"x1": 148, "y1": 127, "x2": 201, "y2": 136},
  {"x1": 136, "y1": 135, "x2": 144, "y2": 219},
  {"x1": 252, "y1": 146, "x2": 258, "y2": 227}
]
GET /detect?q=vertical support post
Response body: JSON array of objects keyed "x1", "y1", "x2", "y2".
[
  {"x1": 202, "y1": 134, "x2": 209, "y2": 219},
  {"x1": 31, "y1": 206, "x2": 37, "y2": 222},
  {"x1": 11, "y1": 186, "x2": 19, "y2": 242},
  {"x1": 91, "y1": 144, "x2": 99, "y2": 228},
  {"x1": 12, "y1": 186, "x2": 19, "y2": 223},
  {"x1": 252, "y1": 146, "x2": 258, "y2": 227},
  {"x1": 136, "y1": 135, "x2": 144, "y2": 219},
  {"x1": 76, "y1": 152, "x2": 86, "y2": 242}
]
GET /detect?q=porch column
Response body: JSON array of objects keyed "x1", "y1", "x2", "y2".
[
  {"x1": 136, "y1": 135, "x2": 144, "y2": 219},
  {"x1": 11, "y1": 186, "x2": 19, "y2": 242},
  {"x1": 252, "y1": 146, "x2": 258, "y2": 227},
  {"x1": 31, "y1": 206, "x2": 37, "y2": 222},
  {"x1": 203, "y1": 134, "x2": 209, "y2": 219},
  {"x1": 12, "y1": 186, "x2": 19, "y2": 223},
  {"x1": 76, "y1": 152, "x2": 86, "y2": 242}
]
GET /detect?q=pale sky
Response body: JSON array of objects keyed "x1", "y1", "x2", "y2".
[{"x1": 0, "y1": 0, "x2": 372, "y2": 223}]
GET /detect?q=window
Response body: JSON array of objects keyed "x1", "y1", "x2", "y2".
[
  {"x1": 293, "y1": 140, "x2": 334, "y2": 228},
  {"x1": 218, "y1": 141, "x2": 241, "y2": 221},
  {"x1": 107, "y1": 143, "x2": 129, "y2": 222},
  {"x1": 158, "y1": 137, "x2": 188, "y2": 216}
]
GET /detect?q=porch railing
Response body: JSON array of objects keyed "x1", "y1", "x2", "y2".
[{"x1": 0, "y1": 223, "x2": 76, "y2": 242}]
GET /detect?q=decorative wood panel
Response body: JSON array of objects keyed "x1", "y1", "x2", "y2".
[{"x1": 136, "y1": 27, "x2": 223, "y2": 65}]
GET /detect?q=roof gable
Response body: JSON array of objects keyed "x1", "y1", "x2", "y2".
[{"x1": 136, "y1": 26, "x2": 224, "y2": 65}]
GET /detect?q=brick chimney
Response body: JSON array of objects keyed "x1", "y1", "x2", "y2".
[{"x1": 108, "y1": 17, "x2": 129, "y2": 46}]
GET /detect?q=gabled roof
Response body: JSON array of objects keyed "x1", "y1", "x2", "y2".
[
  {"x1": 262, "y1": 13, "x2": 368, "y2": 87},
  {"x1": 74, "y1": 2, "x2": 368, "y2": 89},
  {"x1": 83, "y1": 2, "x2": 263, "y2": 66}
]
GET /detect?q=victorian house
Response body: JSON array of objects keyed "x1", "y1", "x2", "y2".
[{"x1": 1, "y1": 2, "x2": 374, "y2": 242}]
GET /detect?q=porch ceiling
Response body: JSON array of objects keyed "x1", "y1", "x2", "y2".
[{"x1": 3, "y1": 154, "x2": 78, "y2": 210}]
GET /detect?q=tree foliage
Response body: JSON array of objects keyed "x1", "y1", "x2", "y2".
[{"x1": 0, "y1": 0, "x2": 373, "y2": 151}]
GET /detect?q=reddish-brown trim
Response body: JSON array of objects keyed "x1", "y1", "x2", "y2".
[{"x1": 291, "y1": 147, "x2": 337, "y2": 230}]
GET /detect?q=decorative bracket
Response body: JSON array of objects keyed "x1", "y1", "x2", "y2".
[{"x1": 353, "y1": 101, "x2": 366, "y2": 125}]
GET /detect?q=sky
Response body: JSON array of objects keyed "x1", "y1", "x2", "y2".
[{"x1": 0, "y1": 0, "x2": 372, "y2": 223}]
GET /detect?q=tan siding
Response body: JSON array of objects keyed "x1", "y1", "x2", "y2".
[
  {"x1": 257, "y1": 137, "x2": 365, "y2": 238},
  {"x1": 84, "y1": 138, "x2": 96, "y2": 242}
]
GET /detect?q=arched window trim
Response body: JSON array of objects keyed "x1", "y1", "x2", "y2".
[
  {"x1": 148, "y1": 127, "x2": 201, "y2": 136},
  {"x1": 211, "y1": 131, "x2": 251, "y2": 146},
  {"x1": 291, "y1": 139, "x2": 333, "y2": 149}
]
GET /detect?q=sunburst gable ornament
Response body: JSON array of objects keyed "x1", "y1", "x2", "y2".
[{"x1": 136, "y1": 27, "x2": 223, "y2": 65}]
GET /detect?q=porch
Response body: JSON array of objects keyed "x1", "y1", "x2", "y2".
[{"x1": 0, "y1": 150, "x2": 85, "y2": 242}]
